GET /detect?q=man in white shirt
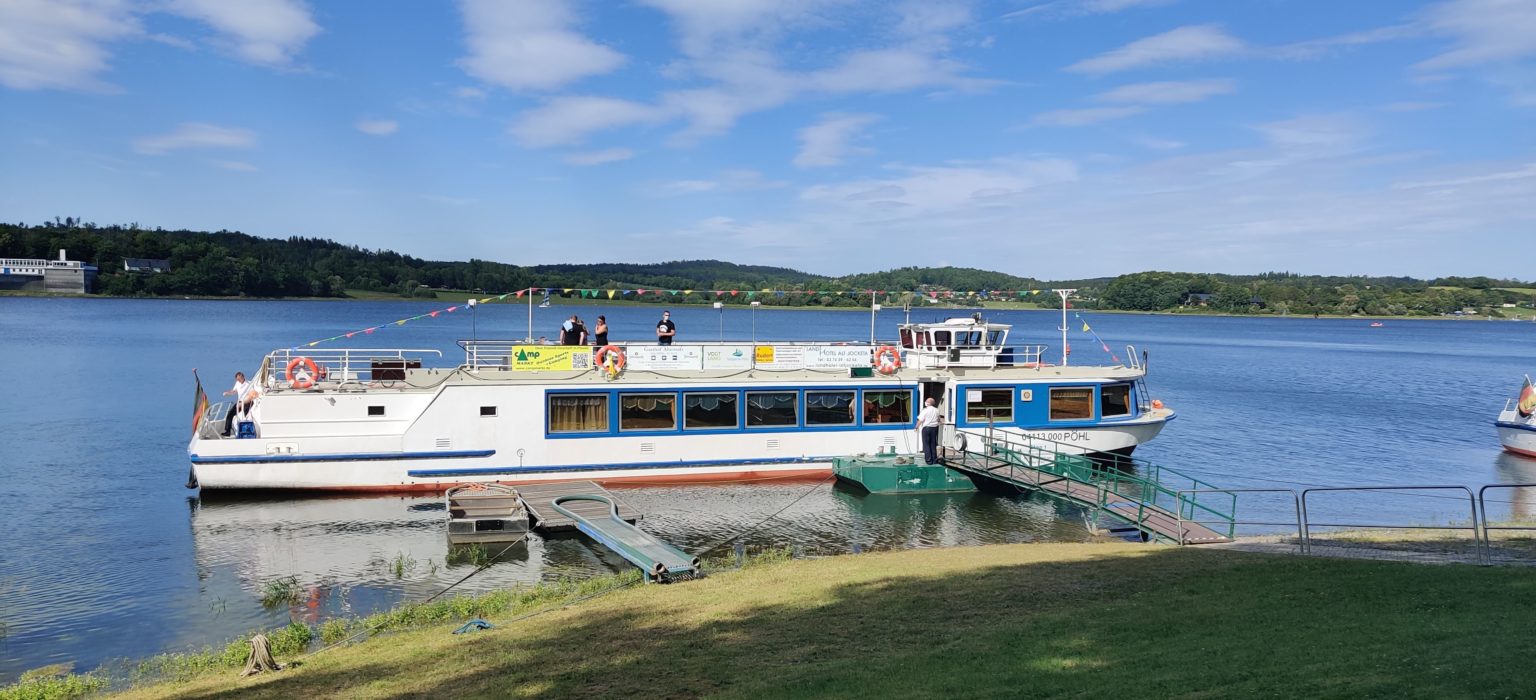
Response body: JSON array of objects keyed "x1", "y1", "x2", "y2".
[
  {"x1": 222, "y1": 371, "x2": 256, "y2": 436},
  {"x1": 915, "y1": 397, "x2": 943, "y2": 464}
]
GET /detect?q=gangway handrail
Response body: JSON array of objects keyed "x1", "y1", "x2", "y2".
[{"x1": 1176, "y1": 488, "x2": 1302, "y2": 550}]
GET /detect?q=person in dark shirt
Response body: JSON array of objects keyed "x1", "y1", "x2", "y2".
[
  {"x1": 656, "y1": 311, "x2": 676, "y2": 345},
  {"x1": 593, "y1": 315, "x2": 609, "y2": 345},
  {"x1": 559, "y1": 315, "x2": 578, "y2": 345},
  {"x1": 572, "y1": 317, "x2": 588, "y2": 345}
]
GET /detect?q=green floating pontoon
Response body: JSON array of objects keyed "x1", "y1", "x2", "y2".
[{"x1": 833, "y1": 453, "x2": 976, "y2": 495}]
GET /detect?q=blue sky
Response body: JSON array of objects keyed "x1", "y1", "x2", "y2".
[{"x1": 1, "y1": 0, "x2": 1532, "y2": 279}]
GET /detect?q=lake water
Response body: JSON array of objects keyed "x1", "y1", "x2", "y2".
[{"x1": 2, "y1": 297, "x2": 1533, "y2": 682}]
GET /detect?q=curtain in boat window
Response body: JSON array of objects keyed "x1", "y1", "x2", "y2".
[
  {"x1": 746, "y1": 391, "x2": 797, "y2": 427},
  {"x1": 805, "y1": 391, "x2": 854, "y2": 425},
  {"x1": 548, "y1": 394, "x2": 609, "y2": 433},
  {"x1": 685, "y1": 392, "x2": 738, "y2": 429},
  {"x1": 862, "y1": 390, "x2": 911, "y2": 424},
  {"x1": 1050, "y1": 387, "x2": 1095, "y2": 421},
  {"x1": 621, "y1": 393, "x2": 676, "y2": 431},
  {"x1": 1100, "y1": 384, "x2": 1131, "y2": 417}
]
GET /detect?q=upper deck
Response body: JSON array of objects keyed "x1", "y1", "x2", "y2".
[{"x1": 252, "y1": 316, "x2": 1142, "y2": 394}]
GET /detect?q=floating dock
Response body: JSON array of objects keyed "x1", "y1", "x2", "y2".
[
  {"x1": 517, "y1": 480, "x2": 642, "y2": 531},
  {"x1": 833, "y1": 453, "x2": 976, "y2": 494}
]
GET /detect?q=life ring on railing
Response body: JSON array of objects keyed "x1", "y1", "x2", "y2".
[
  {"x1": 597, "y1": 345, "x2": 626, "y2": 378},
  {"x1": 286, "y1": 356, "x2": 320, "y2": 389},
  {"x1": 873, "y1": 345, "x2": 902, "y2": 375}
]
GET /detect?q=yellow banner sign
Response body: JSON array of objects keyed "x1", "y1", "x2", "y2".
[
  {"x1": 509, "y1": 346, "x2": 593, "y2": 371},
  {"x1": 754, "y1": 346, "x2": 775, "y2": 363}
]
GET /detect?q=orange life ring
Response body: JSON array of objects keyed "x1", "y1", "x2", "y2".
[
  {"x1": 286, "y1": 356, "x2": 320, "y2": 389},
  {"x1": 597, "y1": 345, "x2": 626, "y2": 376},
  {"x1": 1151, "y1": 399, "x2": 1165, "y2": 410},
  {"x1": 873, "y1": 345, "x2": 902, "y2": 374}
]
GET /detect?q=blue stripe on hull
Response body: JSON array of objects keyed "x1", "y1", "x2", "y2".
[
  {"x1": 190, "y1": 449, "x2": 496, "y2": 465},
  {"x1": 408, "y1": 456, "x2": 832, "y2": 478},
  {"x1": 1496, "y1": 421, "x2": 1536, "y2": 433}
]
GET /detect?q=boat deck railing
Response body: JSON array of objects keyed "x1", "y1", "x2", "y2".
[
  {"x1": 261, "y1": 348, "x2": 443, "y2": 389},
  {"x1": 456, "y1": 339, "x2": 1063, "y2": 371}
]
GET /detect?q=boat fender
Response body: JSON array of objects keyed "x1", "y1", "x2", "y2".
[
  {"x1": 954, "y1": 432, "x2": 967, "y2": 453},
  {"x1": 286, "y1": 357, "x2": 320, "y2": 389},
  {"x1": 1151, "y1": 399, "x2": 1165, "y2": 410},
  {"x1": 873, "y1": 345, "x2": 902, "y2": 375},
  {"x1": 597, "y1": 345, "x2": 626, "y2": 378}
]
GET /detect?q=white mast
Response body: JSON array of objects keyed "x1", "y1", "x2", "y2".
[
  {"x1": 526, "y1": 286, "x2": 534, "y2": 342},
  {"x1": 1055, "y1": 289, "x2": 1075, "y2": 366}
]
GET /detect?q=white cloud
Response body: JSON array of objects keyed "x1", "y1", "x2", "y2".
[
  {"x1": 133, "y1": 123, "x2": 257, "y2": 155},
  {"x1": 509, "y1": 96, "x2": 664, "y2": 147},
  {"x1": 0, "y1": 0, "x2": 139, "y2": 91},
  {"x1": 795, "y1": 113, "x2": 882, "y2": 168},
  {"x1": 1066, "y1": 24, "x2": 1245, "y2": 74},
  {"x1": 896, "y1": 0, "x2": 973, "y2": 37},
  {"x1": 1029, "y1": 106, "x2": 1145, "y2": 127},
  {"x1": 810, "y1": 48, "x2": 993, "y2": 93},
  {"x1": 563, "y1": 147, "x2": 635, "y2": 165},
  {"x1": 454, "y1": 86, "x2": 486, "y2": 99},
  {"x1": 1251, "y1": 114, "x2": 1366, "y2": 152},
  {"x1": 212, "y1": 159, "x2": 259, "y2": 172},
  {"x1": 1381, "y1": 101, "x2": 1447, "y2": 112},
  {"x1": 1094, "y1": 78, "x2": 1235, "y2": 104},
  {"x1": 165, "y1": 0, "x2": 319, "y2": 66},
  {"x1": 801, "y1": 157, "x2": 1080, "y2": 216},
  {"x1": 355, "y1": 119, "x2": 399, "y2": 136},
  {"x1": 457, "y1": 0, "x2": 625, "y2": 91},
  {"x1": 1131, "y1": 136, "x2": 1186, "y2": 150},
  {"x1": 1004, "y1": 0, "x2": 1175, "y2": 21},
  {"x1": 655, "y1": 179, "x2": 720, "y2": 195},
  {"x1": 1416, "y1": 0, "x2": 1536, "y2": 71},
  {"x1": 1393, "y1": 162, "x2": 1536, "y2": 189}
]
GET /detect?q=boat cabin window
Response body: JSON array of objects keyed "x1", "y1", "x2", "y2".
[
  {"x1": 1100, "y1": 384, "x2": 1131, "y2": 418},
  {"x1": 549, "y1": 394, "x2": 609, "y2": 433},
  {"x1": 746, "y1": 391, "x2": 798, "y2": 427},
  {"x1": 862, "y1": 390, "x2": 912, "y2": 424},
  {"x1": 987, "y1": 330, "x2": 1003, "y2": 347},
  {"x1": 959, "y1": 331, "x2": 980, "y2": 348},
  {"x1": 684, "y1": 392, "x2": 738, "y2": 430},
  {"x1": 1049, "y1": 387, "x2": 1095, "y2": 421},
  {"x1": 480, "y1": 406, "x2": 497, "y2": 417},
  {"x1": 805, "y1": 391, "x2": 855, "y2": 425},
  {"x1": 899, "y1": 328, "x2": 914, "y2": 349},
  {"x1": 932, "y1": 331, "x2": 950, "y2": 349},
  {"x1": 620, "y1": 393, "x2": 676, "y2": 431},
  {"x1": 965, "y1": 389, "x2": 1013, "y2": 422},
  {"x1": 368, "y1": 405, "x2": 385, "y2": 417}
]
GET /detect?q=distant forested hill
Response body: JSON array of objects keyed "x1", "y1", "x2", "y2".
[{"x1": 1, "y1": 220, "x2": 1531, "y2": 317}]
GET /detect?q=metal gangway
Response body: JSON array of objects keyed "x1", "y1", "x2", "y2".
[
  {"x1": 551, "y1": 494, "x2": 701, "y2": 582},
  {"x1": 939, "y1": 428, "x2": 1236, "y2": 545}
]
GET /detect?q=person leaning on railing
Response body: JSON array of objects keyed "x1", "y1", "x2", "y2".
[{"x1": 222, "y1": 371, "x2": 258, "y2": 436}]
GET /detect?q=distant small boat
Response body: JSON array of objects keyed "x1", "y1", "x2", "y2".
[
  {"x1": 1496, "y1": 376, "x2": 1536, "y2": 458},
  {"x1": 538, "y1": 301, "x2": 551, "y2": 308},
  {"x1": 1369, "y1": 322, "x2": 1384, "y2": 327}
]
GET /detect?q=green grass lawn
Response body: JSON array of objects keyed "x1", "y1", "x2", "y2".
[{"x1": 102, "y1": 542, "x2": 1536, "y2": 699}]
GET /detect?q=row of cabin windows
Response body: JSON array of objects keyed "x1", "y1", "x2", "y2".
[
  {"x1": 961, "y1": 384, "x2": 1133, "y2": 423},
  {"x1": 548, "y1": 390, "x2": 914, "y2": 434},
  {"x1": 899, "y1": 328, "x2": 1005, "y2": 350}
]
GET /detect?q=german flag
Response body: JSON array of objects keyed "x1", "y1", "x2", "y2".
[{"x1": 192, "y1": 370, "x2": 210, "y2": 436}]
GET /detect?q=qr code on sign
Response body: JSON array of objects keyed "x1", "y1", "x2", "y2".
[{"x1": 571, "y1": 352, "x2": 592, "y2": 370}]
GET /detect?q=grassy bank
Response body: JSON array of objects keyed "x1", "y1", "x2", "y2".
[{"x1": 94, "y1": 542, "x2": 1536, "y2": 699}]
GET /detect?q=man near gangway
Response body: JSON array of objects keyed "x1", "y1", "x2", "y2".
[{"x1": 915, "y1": 397, "x2": 943, "y2": 465}]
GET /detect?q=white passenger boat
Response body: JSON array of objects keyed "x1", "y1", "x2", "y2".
[
  {"x1": 187, "y1": 310, "x2": 1175, "y2": 492},
  {"x1": 1496, "y1": 376, "x2": 1536, "y2": 458}
]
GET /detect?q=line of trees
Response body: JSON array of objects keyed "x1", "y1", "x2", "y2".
[{"x1": 2, "y1": 220, "x2": 1530, "y2": 316}]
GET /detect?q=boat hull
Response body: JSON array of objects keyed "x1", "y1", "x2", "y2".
[{"x1": 191, "y1": 415, "x2": 1172, "y2": 492}]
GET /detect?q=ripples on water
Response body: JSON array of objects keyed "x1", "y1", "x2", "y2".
[{"x1": 1, "y1": 298, "x2": 1533, "y2": 681}]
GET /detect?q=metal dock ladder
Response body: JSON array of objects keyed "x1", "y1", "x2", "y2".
[{"x1": 939, "y1": 428, "x2": 1236, "y2": 545}]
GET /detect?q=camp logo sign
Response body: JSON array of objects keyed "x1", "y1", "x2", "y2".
[
  {"x1": 703, "y1": 345, "x2": 754, "y2": 370},
  {"x1": 509, "y1": 346, "x2": 592, "y2": 371}
]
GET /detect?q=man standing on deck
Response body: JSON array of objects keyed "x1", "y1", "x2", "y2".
[
  {"x1": 560, "y1": 315, "x2": 578, "y2": 345},
  {"x1": 916, "y1": 398, "x2": 943, "y2": 465},
  {"x1": 656, "y1": 310, "x2": 676, "y2": 345}
]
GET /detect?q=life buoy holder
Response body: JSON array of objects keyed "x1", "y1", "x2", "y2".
[
  {"x1": 286, "y1": 356, "x2": 320, "y2": 389},
  {"x1": 873, "y1": 346, "x2": 902, "y2": 375},
  {"x1": 597, "y1": 345, "x2": 626, "y2": 378}
]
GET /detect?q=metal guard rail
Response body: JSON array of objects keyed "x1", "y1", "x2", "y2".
[{"x1": 262, "y1": 348, "x2": 443, "y2": 388}]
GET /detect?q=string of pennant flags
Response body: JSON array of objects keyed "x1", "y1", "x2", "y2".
[
  {"x1": 1074, "y1": 312, "x2": 1122, "y2": 364},
  {"x1": 295, "y1": 286, "x2": 1082, "y2": 349}
]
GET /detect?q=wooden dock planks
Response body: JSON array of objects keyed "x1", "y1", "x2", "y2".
[
  {"x1": 516, "y1": 480, "x2": 642, "y2": 532},
  {"x1": 940, "y1": 449, "x2": 1230, "y2": 545}
]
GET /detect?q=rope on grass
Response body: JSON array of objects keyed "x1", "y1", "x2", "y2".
[{"x1": 239, "y1": 634, "x2": 284, "y2": 676}]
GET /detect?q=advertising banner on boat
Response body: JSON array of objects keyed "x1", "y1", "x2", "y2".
[
  {"x1": 509, "y1": 346, "x2": 592, "y2": 371},
  {"x1": 805, "y1": 345, "x2": 873, "y2": 370},
  {"x1": 626, "y1": 345, "x2": 703, "y2": 371},
  {"x1": 752, "y1": 345, "x2": 872, "y2": 370},
  {"x1": 702, "y1": 345, "x2": 755, "y2": 370}
]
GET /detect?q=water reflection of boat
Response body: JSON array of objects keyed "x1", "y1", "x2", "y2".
[{"x1": 1496, "y1": 376, "x2": 1536, "y2": 457}]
